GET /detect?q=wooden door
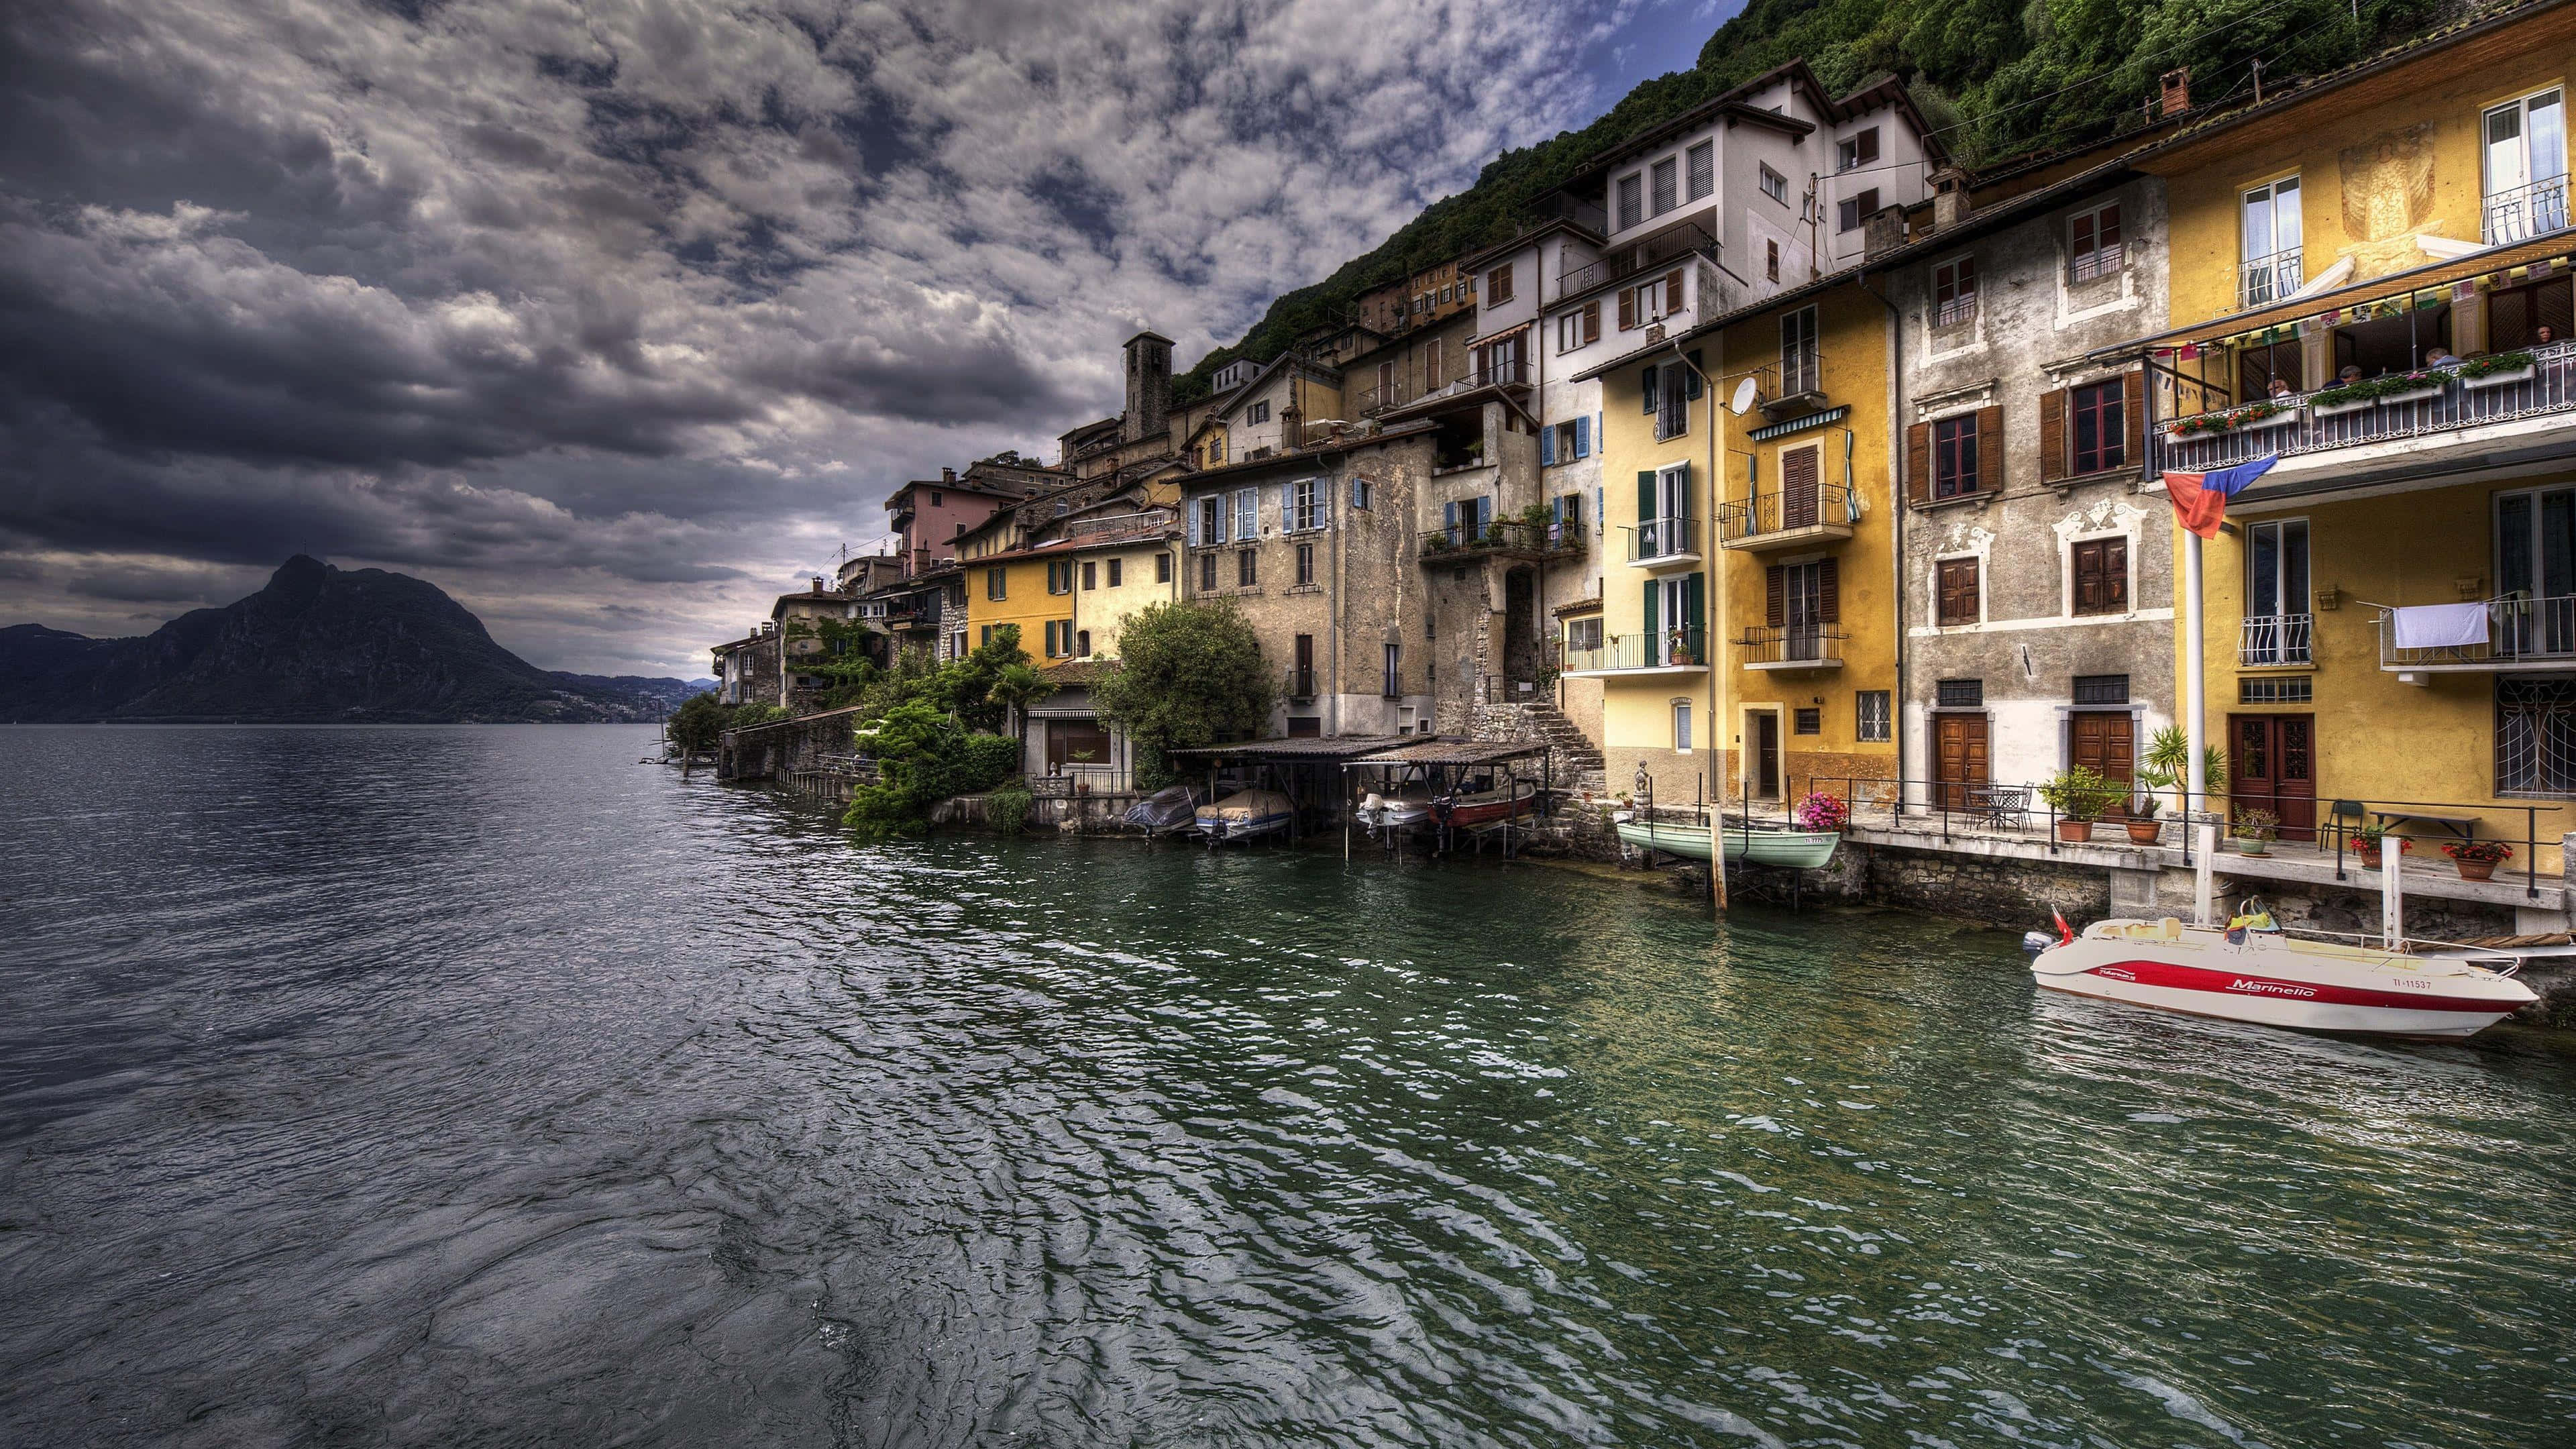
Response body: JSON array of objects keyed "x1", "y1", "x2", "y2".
[
  {"x1": 1753, "y1": 712, "x2": 1781, "y2": 800},
  {"x1": 1935, "y1": 713, "x2": 1990, "y2": 809},
  {"x1": 2070, "y1": 711, "x2": 2137, "y2": 813},
  {"x1": 2229, "y1": 713, "x2": 2317, "y2": 842}
]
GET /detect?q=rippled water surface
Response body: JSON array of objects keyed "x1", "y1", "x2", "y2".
[{"x1": 5, "y1": 725, "x2": 2576, "y2": 1447}]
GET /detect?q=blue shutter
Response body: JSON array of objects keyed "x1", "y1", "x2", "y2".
[
  {"x1": 1444, "y1": 499, "x2": 1459, "y2": 543},
  {"x1": 1575, "y1": 414, "x2": 1591, "y2": 458},
  {"x1": 1595, "y1": 484, "x2": 1605, "y2": 535},
  {"x1": 1540, "y1": 424, "x2": 1556, "y2": 466},
  {"x1": 1188, "y1": 502, "x2": 1201, "y2": 547}
]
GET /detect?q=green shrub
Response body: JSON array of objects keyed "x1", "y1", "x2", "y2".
[
  {"x1": 986, "y1": 785, "x2": 1034, "y2": 835},
  {"x1": 839, "y1": 698, "x2": 1024, "y2": 842}
]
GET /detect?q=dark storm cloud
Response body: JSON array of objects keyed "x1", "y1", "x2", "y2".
[{"x1": 0, "y1": 0, "x2": 1639, "y2": 675}]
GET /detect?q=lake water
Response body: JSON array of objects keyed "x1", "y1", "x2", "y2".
[{"x1": 4, "y1": 724, "x2": 2573, "y2": 1446}]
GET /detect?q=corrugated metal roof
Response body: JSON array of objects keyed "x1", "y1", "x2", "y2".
[
  {"x1": 1165, "y1": 734, "x2": 1414, "y2": 761},
  {"x1": 1346, "y1": 737, "x2": 1552, "y2": 768}
]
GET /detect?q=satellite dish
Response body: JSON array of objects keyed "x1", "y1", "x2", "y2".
[{"x1": 1729, "y1": 376, "x2": 1760, "y2": 416}]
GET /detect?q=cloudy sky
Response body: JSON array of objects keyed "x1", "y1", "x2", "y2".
[{"x1": 0, "y1": 0, "x2": 1728, "y2": 678}]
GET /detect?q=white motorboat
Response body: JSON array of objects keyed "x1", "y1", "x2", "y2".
[
  {"x1": 1356, "y1": 787, "x2": 1431, "y2": 835},
  {"x1": 2028, "y1": 913, "x2": 2538, "y2": 1040},
  {"x1": 1194, "y1": 788, "x2": 1294, "y2": 842}
]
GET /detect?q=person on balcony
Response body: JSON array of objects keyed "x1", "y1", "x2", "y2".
[
  {"x1": 2337, "y1": 364, "x2": 2365, "y2": 385},
  {"x1": 2538, "y1": 325, "x2": 2558, "y2": 345},
  {"x1": 2267, "y1": 377, "x2": 2295, "y2": 398},
  {"x1": 2424, "y1": 345, "x2": 2461, "y2": 367}
]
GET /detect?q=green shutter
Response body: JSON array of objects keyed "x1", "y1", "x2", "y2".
[
  {"x1": 1638, "y1": 470, "x2": 1654, "y2": 524},
  {"x1": 1674, "y1": 460, "x2": 1692, "y2": 519},
  {"x1": 1642, "y1": 578, "x2": 1660, "y2": 655},
  {"x1": 1641, "y1": 363, "x2": 1658, "y2": 415},
  {"x1": 1684, "y1": 572, "x2": 1705, "y2": 643}
]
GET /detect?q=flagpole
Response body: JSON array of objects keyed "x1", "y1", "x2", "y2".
[{"x1": 2184, "y1": 527, "x2": 2214, "y2": 929}]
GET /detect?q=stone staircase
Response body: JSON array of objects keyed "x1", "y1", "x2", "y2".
[{"x1": 1467, "y1": 700, "x2": 1607, "y2": 796}]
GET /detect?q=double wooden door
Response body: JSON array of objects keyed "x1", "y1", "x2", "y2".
[
  {"x1": 1934, "y1": 713, "x2": 1989, "y2": 808},
  {"x1": 2229, "y1": 713, "x2": 2317, "y2": 842}
]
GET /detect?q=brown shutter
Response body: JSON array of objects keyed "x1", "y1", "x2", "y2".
[
  {"x1": 2074, "y1": 541, "x2": 2102, "y2": 614},
  {"x1": 2122, "y1": 368, "x2": 2146, "y2": 468},
  {"x1": 2106, "y1": 536, "x2": 2129, "y2": 612},
  {"x1": 1766, "y1": 566, "x2": 1786, "y2": 628},
  {"x1": 1818, "y1": 557, "x2": 1840, "y2": 624},
  {"x1": 1617, "y1": 290, "x2": 1636, "y2": 331},
  {"x1": 1906, "y1": 423, "x2": 1931, "y2": 506},
  {"x1": 1974, "y1": 405, "x2": 2003, "y2": 493},
  {"x1": 1665, "y1": 268, "x2": 1684, "y2": 312},
  {"x1": 1582, "y1": 301, "x2": 1600, "y2": 343},
  {"x1": 2039, "y1": 388, "x2": 2068, "y2": 484}
]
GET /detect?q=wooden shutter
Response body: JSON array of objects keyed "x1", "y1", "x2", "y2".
[
  {"x1": 1684, "y1": 348, "x2": 1703, "y2": 399},
  {"x1": 1638, "y1": 470, "x2": 1654, "y2": 523},
  {"x1": 1664, "y1": 268, "x2": 1684, "y2": 313},
  {"x1": 1642, "y1": 364, "x2": 1658, "y2": 415},
  {"x1": 2122, "y1": 368, "x2": 2146, "y2": 468},
  {"x1": 1974, "y1": 405, "x2": 2003, "y2": 493},
  {"x1": 1540, "y1": 424, "x2": 1555, "y2": 466},
  {"x1": 1818, "y1": 557, "x2": 1840, "y2": 623},
  {"x1": 1575, "y1": 414, "x2": 1590, "y2": 457},
  {"x1": 1906, "y1": 423, "x2": 1931, "y2": 506},
  {"x1": 1782, "y1": 444, "x2": 1819, "y2": 529},
  {"x1": 1643, "y1": 578, "x2": 1660, "y2": 647},
  {"x1": 1937, "y1": 558, "x2": 1978, "y2": 625},
  {"x1": 1684, "y1": 572, "x2": 1705, "y2": 637},
  {"x1": 1618, "y1": 289, "x2": 1635, "y2": 331},
  {"x1": 2039, "y1": 388, "x2": 2068, "y2": 484},
  {"x1": 1582, "y1": 301, "x2": 1600, "y2": 343},
  {"x1": 1766, "y1": 565, "x2": 1786, "y2": 628},
  {"x1": 2074, "y1": 541, "x2": 2104, "y2": 614},
  {"x1": 2104, "y1": 536, "x2": 2129, "y2": 611}
]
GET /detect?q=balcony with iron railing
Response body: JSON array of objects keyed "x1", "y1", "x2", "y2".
[
  {"x1": 1718, "y1": 480, "x2": 1854, "y2": 551},
  {"x1": 1561, "y1": 627, "x2": 1710, "y2": 675},
  {"x1": 1737, "y1": 625, "x2": 1845, "y2": 670},
  {"x1": 1418, "y1": 517, "x2": 1582, "y2": 563},
  {"x1": 1553, "y1": 218, "x2": 1716, "y2": 304},
  {"x1": 2379, "y1": 594, "x2": 2576, "y2": 672},
  {"x1": 2239, "y1": 249, "x2": 2303, "y2": 309},
  {"x1": 1624, "y1": 513, "x2": 1700, "y2": 569},
  {"x1": 1285, "y1": 664, "x2": 1317, "y2": 702},
  {"x1": 2239, "y1": 613, "x2": 2312, "y2": 667},
  {"x1": 2484, "y1": 174, "x2": 2571, "y2": 244},
  {"x1": 2155, "y1": 341, "x2": 2576, "y2": 474},
  {"x1": 1062, "y1": 508, "x2": 1173, "y2": 543},
  {"x1": 1525, "y1": 192, "x2": 1609, "y2": 235}
]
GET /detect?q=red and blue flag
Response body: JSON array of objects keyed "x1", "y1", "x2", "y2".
[{"x1": 2162, "y1": 455, "x2": 2277, "y2": 539}]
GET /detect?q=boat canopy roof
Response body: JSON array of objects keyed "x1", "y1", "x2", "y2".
[
  {"x1": 1342, "y1": 737, "x2": 1552, "y2": 769},
  {"x1": 1166, "y1": 735, "x2": 1413, "y2": 763}
]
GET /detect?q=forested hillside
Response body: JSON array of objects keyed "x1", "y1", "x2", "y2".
[{"x1": 1175, "y1": 0, "x2": 2453, "y2": 402}]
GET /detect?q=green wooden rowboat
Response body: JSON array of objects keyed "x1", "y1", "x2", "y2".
[{"x1": 1615, "y1": 819, "x2": 1840, "y2": 869}]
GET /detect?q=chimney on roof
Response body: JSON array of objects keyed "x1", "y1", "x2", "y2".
[
  {"x1": 942, "y1": 466, "x2": 956, "y2": 484},
  {"x1": 2160, "y1": 67, "x2": 2191, "y2": 119},
  {"x1": 812, "y1": 575, "x2": 824, "y2": 594},
  {"x1": 1122, "y1": 331, "x2": 1172, "y2": 444},
  {"x1": 1863, "y1": 205, "x2": 1905, "y2": 260},
  {"x1": 1929, "y1": 168, "x2": 1968, "y2": 233}
]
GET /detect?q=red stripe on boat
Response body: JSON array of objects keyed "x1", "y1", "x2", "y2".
[{"x1": 2088, "y1": 959, "x2": 2508, "y2": 1013}]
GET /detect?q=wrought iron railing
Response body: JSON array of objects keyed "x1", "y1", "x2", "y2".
[
  {"x1": 1554, "y1": 218, "x2": 1715, "y2": 303},
  {"x1": 1419, "y1": 518, "x2": 1579, "y2": 558},
  {"x1": 1562, "y1": 627, "x2": 1709, "y2": 672},
  {"x1": 1525, "y1": 193, "x2": 1608, "y2": 234},
  {"x1": 2484, "y1": 175, "x2": 2572, "y2": 244},
  {"x1": 1736, "y1": 625, "x2": 1845, "y2": 666},
  {"x1": 1933, "y1": 292, "x2": 1976, "y2": 328},
  {"x1": 1285, "y1": 665, "x2": 1316, "y2": 702},
  {"x1": 1625, "y1": 513, "x2": 1699, "y2": 561},
  {"x1": 2155, "y1": 341, "x2": 2576, "y2": 472},
  {"x1": 2239, "y1": 612, "x2": 2313, "y2": 667},
  {"x1": 2069, "y1": 242, "x2": 2121, "y2": 284},
  {"x1": 1717, "y1": 481, "x2": 1853, "y2": 543},
  {"x1": 2239, "y1": 248, "x2": 2303, "y2": 309},
  {"x1": 2378, "y1": 593, "x2": 2576, "y2": 669},
  {"x1": 1780, "y1": 343, "x2": 1821, "y2": 398}
]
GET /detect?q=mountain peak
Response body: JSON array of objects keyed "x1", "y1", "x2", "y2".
[{"x1": 265, "y1": 553, "x2": 331, "y2": 610}]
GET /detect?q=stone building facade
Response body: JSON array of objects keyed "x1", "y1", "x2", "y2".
[
  {"x1": 1884, "y1": 166, "x2": 2174, "y2": 804},
  {"x1": 1177, "y1": 425, "x2": 1440, "y2": 738}
]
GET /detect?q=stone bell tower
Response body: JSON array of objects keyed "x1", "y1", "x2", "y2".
[{"x1": 1122, "y1": 330, "x2": 1173, "y2": 444}]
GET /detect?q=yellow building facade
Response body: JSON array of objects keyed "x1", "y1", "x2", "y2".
[
  {"x1": 1578, "y1": 278, "x2": 1901, "y2": 809},
  {"x1": 2135, "y1": 3, "x2": 2576, "y2": 871}
]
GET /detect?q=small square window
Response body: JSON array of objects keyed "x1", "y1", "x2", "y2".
[
  {"x1": 1937, "y1": 678, "x2": 1984, "y2": 708},
  {"x1": 1759, "y1": 164, "x2": 1786, "y2": 204},
  {"x1": 1793, "y1": 707, "x2": 1821, "y2": 736}
]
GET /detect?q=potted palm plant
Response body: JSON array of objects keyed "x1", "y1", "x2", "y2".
[
  {"x1": 2232, "y1": 808, "x2": 2279, "y2": 856},
  {"x1": 2038, "y1": 765, "x2": 2123, "y2": 843},
  {"x1": 2122, "y1": 790, "x2": 2165, "y2": 845},
  {"x1": 2443, "y1": 839, "x2": 2512, "y2": 881},
  {"x1": 2137, "y1": 727, "x2": 2225, "y2": 827}
]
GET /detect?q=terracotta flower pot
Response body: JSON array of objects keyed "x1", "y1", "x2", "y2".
[
  {"x1": 2126, "y1": 818, "x2": 2164, "y2": 845},
  {"x1": 2456, "y1": 857, "x2": 2499, "y2": 882},
  {"x1": 2056, "y1": 820, "x2": 2095, "y2": 843}
]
